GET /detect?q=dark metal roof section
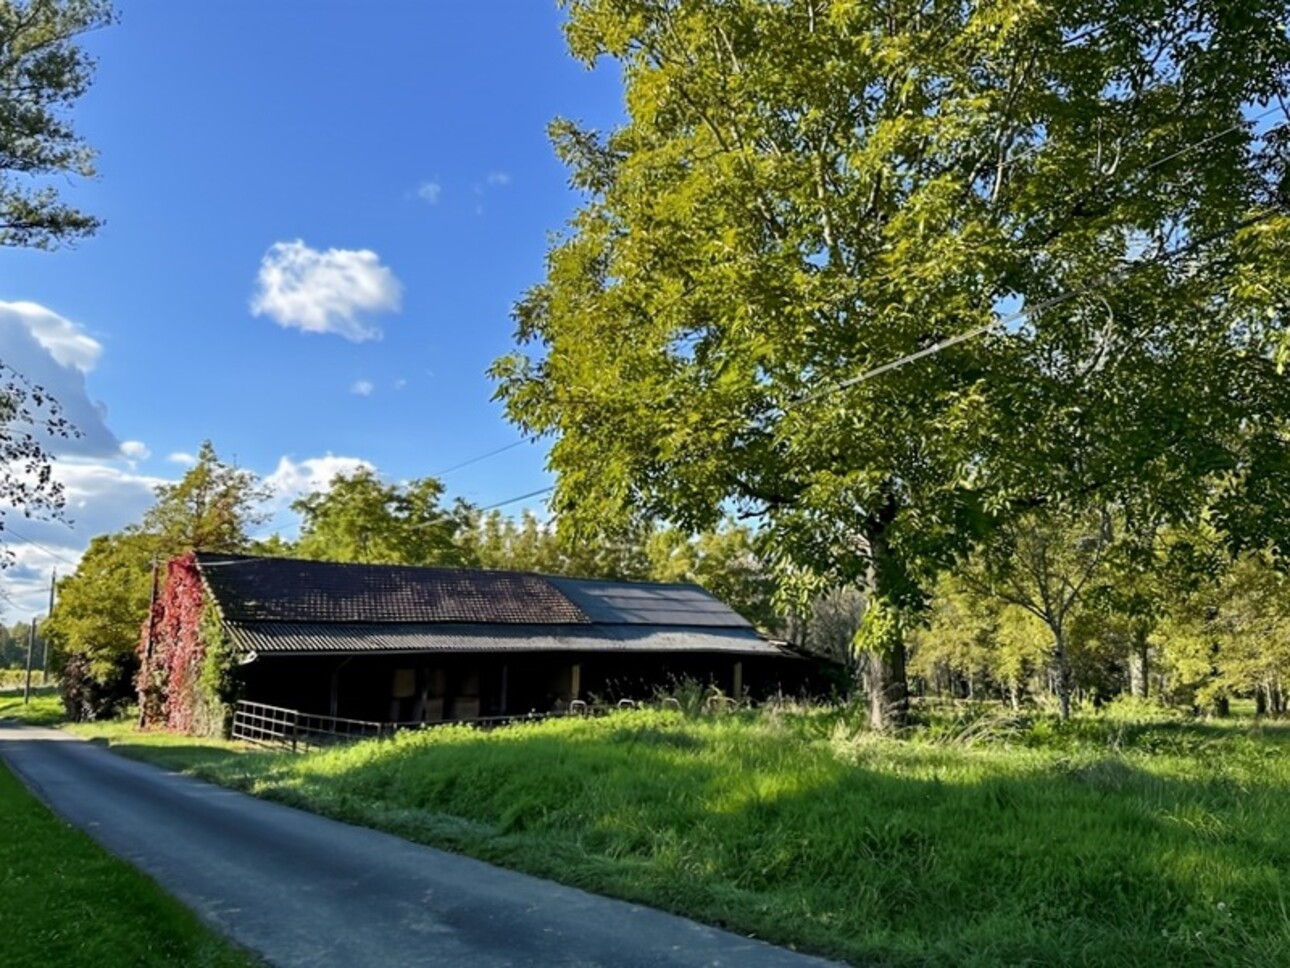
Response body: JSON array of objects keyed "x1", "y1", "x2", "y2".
[
  {"x1": 545, "y1": 576, "x2": 755, "y2": 629},
  {"x1": 195, "y1": 553, "x2": 589, "y2": 625},
  {"x1": 224, "y1": 622, "x2": 781, "y2": 656},
  {"x1": 195, "y1": 553, "x2": 779, "y2": 657}
]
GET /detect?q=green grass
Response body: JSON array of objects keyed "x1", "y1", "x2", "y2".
[
  {"x1": 72, "y1": 705, "x2": 1290, "y2": 967},
  {"x1": 0, "y1": 760, "x2": 257, "y2": 968},
  {"x1": 0, "y1": 685, "x2": 65, "y2": 726}
]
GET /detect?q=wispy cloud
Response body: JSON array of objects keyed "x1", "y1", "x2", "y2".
[
  {"x1": 485, "y1": 171, "x2": 511, "y2": 187},
  {"x1": 120, "y1": 440, "x2": 150, "y2": 461},
  {"x1": 265, "y1": 454, "x2": 375, "y2": 503},
  {"x1": 250, "y1": 239, "x2": 402, "y2": 342},
  {"x1": 350, "y1": 379, "x2": 374, "y2": 396},
  {"x1": 167, "y1": 451, "x2": 197, "y2": 467},
  {"x1": 415, "y1": 180, "x2": 442, "y2": 204}
]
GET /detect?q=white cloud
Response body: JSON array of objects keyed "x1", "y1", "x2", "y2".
[
  {"x1": 250, "y1": 239, "x2": 402, "y2": 342},
  {"x1": 486, "y1": 171, "x2": 511, "y2": 187},
  {"x1": 0, "y1": 300, "x2": 103, "y2": 371},
  {"x1": 350, "y1": 379, "x2": 374, "y2": 396},
  {"x1": 167, "y1": 451, "x2": 197, "y2": 467},
  {"x1": 0, "y1": 301, "x2": 119, "y2": 458},
  {"x1": 2, "y1": 457, "x2": 167, "y2": 612},
  {"x1": 265, "y1": 454, "x2": 375, "y2": 504},
  {"x1": 416, "y1": 181, "x2": 441, "y2": 204},
  {"x1": 120, "y1": 440, "x2": 150, "y2": 461}
]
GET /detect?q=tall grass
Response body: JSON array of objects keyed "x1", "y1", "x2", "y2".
[{"x1": 76, "y1": 704, "x2": 1289, "y2": 967}]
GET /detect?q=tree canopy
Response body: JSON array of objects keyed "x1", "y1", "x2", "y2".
[
  {"x1": 0, "y1": 0, "x2": 112, "y2": 249},
  {"x1": 494, "y1": 0, "x2": 1290, "y2": 728}
]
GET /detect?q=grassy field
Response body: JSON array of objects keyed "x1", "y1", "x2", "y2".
[
  {"x1": 70, "y1": 702, "x2": 1290, "y2": 968},
  {"x1": 0, "y1": 760, "x2": 257, "y2": 968},
  {"x1": 0, "y1": 685, "x2": 65, "y2": 726}
]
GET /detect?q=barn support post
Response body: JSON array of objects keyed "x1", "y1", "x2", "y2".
[
  {"x1": 733, "y1": 661, "x2": 743, "y2": 701},
  {"x1": 500, "y1": 663, "x2": 509, "y2": 716},
  {"x1": 571, "y1": 663, "x2": 582, "y2": 701},
  {"x1": 330, "y1": 657, "x2": 354, "y2": 724}
]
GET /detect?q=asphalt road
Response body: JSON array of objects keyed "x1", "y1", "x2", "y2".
[{"x1": 0, "y1": 723, "x2": 843, "y2": 968}]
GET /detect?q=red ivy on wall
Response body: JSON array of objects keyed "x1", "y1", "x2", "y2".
[{"x1": 137, "y1": 553, "x2": 207, "y2": 732}]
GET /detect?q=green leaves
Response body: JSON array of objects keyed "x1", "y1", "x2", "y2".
[
  {"x1": 0, "y1": 0, "x2": 114, "y2": 250},
  {"x1": 292, "y1": 467, "x2": 470, "y2": 568}
]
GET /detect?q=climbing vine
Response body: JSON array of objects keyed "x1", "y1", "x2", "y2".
[{"x1": 136, "y1": 553, "x2": 236, "y2": 735}]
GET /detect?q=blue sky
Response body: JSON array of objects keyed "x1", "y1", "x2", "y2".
[{"x1": 3, "y1": 1, "x2": 624, "y2": 612}]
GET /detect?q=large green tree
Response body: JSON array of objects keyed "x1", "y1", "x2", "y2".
[
  {"x1": 494, "y1": 0, "x2": 1290, "y2": 729},
  {"x1": 292, "y1": 467, "x2": 471, "y2": 567}
]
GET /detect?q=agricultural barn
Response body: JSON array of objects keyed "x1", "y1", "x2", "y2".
[{"x1": 139, "y1": 552, "x2": 822, "y2": 734}]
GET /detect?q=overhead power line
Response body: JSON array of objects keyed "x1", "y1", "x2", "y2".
[
  {"x1": 431, "y1": 439, "x2": 525, "y2": 477},
  {"x1": 3, "y1": 524, "x2": 81, "y2": 569},
  {"x1": 477, "y1": 486, "x2": 555, "y2": 512}
]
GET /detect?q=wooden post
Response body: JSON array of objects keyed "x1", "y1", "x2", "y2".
[
  {"x1": 40, "y1": 569, "x2": 55, "y2": 686},
  {"x1": 571, "y1": 663, "x2": 582, "y2": 701},
  {"x1": 500, "y1": 663, "x2": 509, "y2": 716},
  {"x1": 138, "y1": 556, "x2": 160, "y2": 727},
  {"x1": 22, "y1": 618, "x2": 35, "y2": 704},
  {"x1": 733, "y1": 660, "x2": 743, "y2": 701}
]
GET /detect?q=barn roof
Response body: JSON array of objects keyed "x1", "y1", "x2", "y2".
[{"x1": 194, "y1": 553, "x2": 783, "y2": 658}]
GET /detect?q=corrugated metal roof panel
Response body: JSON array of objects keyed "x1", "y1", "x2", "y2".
[
  {"x1": 225, "y1": 621, "x2": 785, "y2": 657},
  {"x1": 545, "y1": 577, "x2": 753, "y2": 628},
  {"x1": 196, "y1": 553, "x2": 589, "y2": 625}
]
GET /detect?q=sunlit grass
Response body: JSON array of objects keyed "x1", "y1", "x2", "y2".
[
  {"x1": 0, "y1": 761, "x2": 257, "y2": 968},
  {"x1": 0, "y1": 685, "x2": 64, "y2": 726},
  {"x1": 75, "y1": 705, "x2": 1290, "y2": 967}
]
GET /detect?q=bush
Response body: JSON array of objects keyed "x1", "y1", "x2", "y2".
[{"x1": 57, "y1": 651, "x2": 136, "y2": 722}]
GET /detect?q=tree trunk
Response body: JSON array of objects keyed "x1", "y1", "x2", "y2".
[
  {"x1": 1212, "y1": 694, "x2": 1230, "y2": 718},
  {"x1": 1256, "y1": 685, "x2": 1268, "y2": 717},
  {"x1": 1128, "y1": 628, "x2": 1149, "y2": 699},
  {"x1": 857, "y1": 526, "x2": 909, "y2": 732},
  {"x1": 1053, "y1": 626, "x2": 1072, "y2": 720},
  {"x1": 862, "y1": 617, "x2": 909, "y2": 731}
]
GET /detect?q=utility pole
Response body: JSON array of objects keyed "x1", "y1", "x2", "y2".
[
  {"x1": 41, "y1": 569, "x2": 55, "y2": 685},
  {"x1": 22, "y1": 617, "x2": 35, "y2": 704},
  {"x1": 138, "y1": 556, "x2": 160, "y2": 727}
]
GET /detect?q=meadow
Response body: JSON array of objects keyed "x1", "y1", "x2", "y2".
[{"x1": 69, "y1": 701, "x2": 1290, "y2": 968}]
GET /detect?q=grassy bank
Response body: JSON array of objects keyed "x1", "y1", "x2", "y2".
[
  {"x1": 73, "y1": 705, "x2": 1290, "y2": 967},
  {"x1": 0, "y1": 685, "x2": 65, "y2": 726},
  {"x1": 0, "y1": 761, "x2": 256, "y2": 968}
]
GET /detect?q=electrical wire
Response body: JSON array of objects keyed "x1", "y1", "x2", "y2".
[
  {"x1": 2, "y1": 523, "x2": 81, "y2": 569},
  {"x1": 477, "y1": 486, "x2": 555, "y2": 512},
  {"x1": 430, "y1": 439, "x2": 525, "y2": 477}
]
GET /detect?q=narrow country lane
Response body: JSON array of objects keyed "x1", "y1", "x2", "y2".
[{"x1": 0, "y1": 724, "x2": 844, "y2": 968}]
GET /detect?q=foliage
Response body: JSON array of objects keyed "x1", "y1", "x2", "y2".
[
  {"x1": 0, "y1": 363, "x2": 82, "y2": 557},
  {"x1": 0, "y1": 762, "x2": 257, "y2": 968},
  {"x1": 292, "y1": 466, "x2": 470, "y2": 566},
  {"x1": 48, "y1": 442, "x2": 266, "y2": 721},
  {"x1": 44, "y1": 530, "x2": 151, "y2": 719},
  {"x1": 142, "y1": 440, "x2": 269, "y2": 553},
  {"x1": 0, "y1": 0, "x2": 112, "y2": 250},
  {"x1": 138, "y1": 552, "x2": 230, "y2": 735},
  {"x1": 495, "y1": 0, "x2": 1290, "y2": 729},
  {"x1": 86, "y1": 706, "x2": 1290, "y2": 968}
]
